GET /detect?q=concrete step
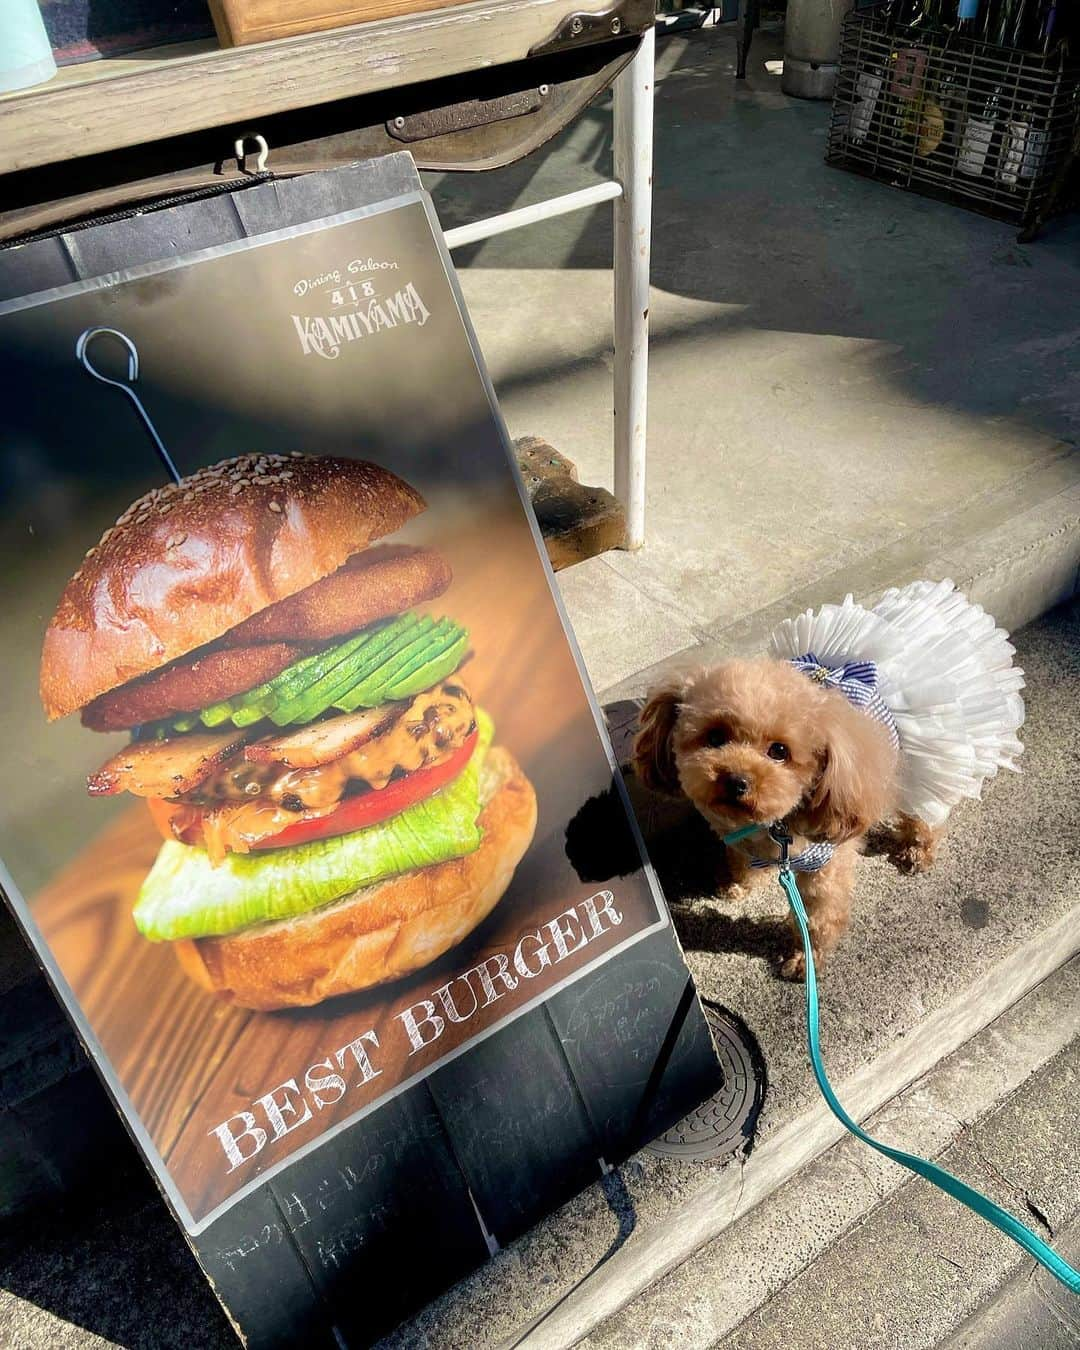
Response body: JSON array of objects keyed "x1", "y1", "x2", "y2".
[
  {"x1": 596, "y1": 963, "x2": 1080, "y2": 1350},
  {"x1": 378, "y1": 598, "x2": 1080, "y2": 1350},
  {"x1": 448, "y1": 23, "x2": 1080, "y2": 700},
  {"x1": 598, "y1": 439, "x2": 1080, "y2": 704},
  {"x1": 944, "y1": 1215, "x2": 1080, "y2": 1350}
]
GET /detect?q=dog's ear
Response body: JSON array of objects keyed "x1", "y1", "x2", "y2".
[
  {"x1": 800, "y1": 695, "x2": 897, "y2": 843},
  {"x1": 632, "y1": 675, "x2": 686, "y2": 796}
]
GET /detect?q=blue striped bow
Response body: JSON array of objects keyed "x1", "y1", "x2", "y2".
[
  {"x1": 790, "y1": 652, "x2": 900, "y2": 749},
  {"x1": 790, "y1": 653, "x2": 879, "y2": 701}
]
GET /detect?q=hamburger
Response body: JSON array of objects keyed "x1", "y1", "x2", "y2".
[{"x1": 40, "y1": 453, "x2": 537, "y2": 1011}]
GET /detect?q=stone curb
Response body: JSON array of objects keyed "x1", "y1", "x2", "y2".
[
  {"x1": 508, "y1": 915, "x2": 1080, "y2": 1348},
  {"x1": 600, "y1": 474, "x2": 1080, "y2": 704},
  {"x1": 586, "y1": 961, "x2": 1080, "y2": 1350}
]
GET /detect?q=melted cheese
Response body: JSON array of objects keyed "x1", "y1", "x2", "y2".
[{"x1": 189, "y1": 682, "x2": 475, "y2": 812}]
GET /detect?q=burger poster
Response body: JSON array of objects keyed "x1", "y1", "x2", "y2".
[{"x1": 0, "y1": 191, "x2": 677, "y2": 1237}]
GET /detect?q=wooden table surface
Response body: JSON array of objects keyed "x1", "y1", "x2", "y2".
[{"x1": 0, "y1": 0, "x2": 633, "y2": 175}]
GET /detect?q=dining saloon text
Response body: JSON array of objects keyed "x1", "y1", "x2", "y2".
[{"x1": 209, "y1": 890, "x2": 624, "y2": 1172}]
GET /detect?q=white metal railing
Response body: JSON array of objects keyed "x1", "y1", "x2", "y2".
[{"x1": 440, "y1": 28, "x2": 655, "y2": 549}]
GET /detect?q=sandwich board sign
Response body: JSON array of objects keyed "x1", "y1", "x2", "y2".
[{"x1": 0, "y1": 155, "x2": 721, "y2": 1346}]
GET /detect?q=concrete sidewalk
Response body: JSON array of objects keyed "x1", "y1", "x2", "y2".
[{"x1": 431, "y1": 24, "x2": 1080, "y2": 692}]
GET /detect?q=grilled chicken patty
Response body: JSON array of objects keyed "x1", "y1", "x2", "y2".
[
  {"x1": 89, "y1": 681, "x2": 475, "y2": 807},
  {"x1": 90, "y1": 680, "x2": 477, "y2": 864}
]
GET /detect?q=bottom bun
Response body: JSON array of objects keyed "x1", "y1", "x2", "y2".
[{"x1": 174, "y1": 745, "x2": 537, "y2": 1011}]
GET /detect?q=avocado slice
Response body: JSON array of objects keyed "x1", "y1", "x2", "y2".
[
  {"x1": 341, "y1": 618, "x2": 456, "y2": 707},
  {"x1": 264, "y1": 632, "x2": 369, "y2": 706},
  {"x1": 334, "y1": 620, "x2": 456, "y2": 712},
  {"x1": 384, "y1": 630, "x2": 469, "y2": 701},
  {"x1": 219, "y1": 645, "x2": 331, "y2": 729},
  {"x1": 231, "y1": 699, "x2": 275, "y2": 729},
  {"x1": 275, "y1": 615, "x2": 430, "y2": 726},
  {"x1": 270, "y1": 615, "x2": 431, "y2": 726},
  {"x1": 369, "y1": 622, "x2": 459, "y2": 699},
  {"x1": 200, "y1": 698, "x2": 237, "y2": 728},
  {"x1": 228, "y1": 674, "x2": 288, "y2": 727},
  {"x1": 236, "y1": 624, "x2": 395, "y2": 729},
  {"x1": 199, "y1": 645, "x2": 333, "y2": 729}
]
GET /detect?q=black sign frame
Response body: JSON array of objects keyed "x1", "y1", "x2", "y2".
[{"x1": 0, "y1": 154, "x2": 721, "y2": 1347}]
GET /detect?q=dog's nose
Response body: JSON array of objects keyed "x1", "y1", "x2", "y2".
[{"x1": 725, "y1": 774, "x2": 750, "y2": 800}]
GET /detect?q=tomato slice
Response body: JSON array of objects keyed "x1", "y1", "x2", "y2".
[
  {"x1": 147, "y1": 795, "x2": 181, "y2": 841},
  {"x1": 254, "y1": 728, "x2": 479, "y2": 849},
  {"x1": 149, "y1": 729, "x2": 479, "y2": 855}
]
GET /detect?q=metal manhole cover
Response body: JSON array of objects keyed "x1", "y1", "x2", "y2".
[{"x1": 647, "y1": 1003, "x2": 766, "y2": 1162}]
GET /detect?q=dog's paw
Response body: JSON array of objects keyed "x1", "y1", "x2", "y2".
[
  {"x1": 716, "y1": 881, "x2": 749, "y2": 902},
  {"x1": 878, "y1": 816, "x2": 942, "y2": 876},
  {"x1": 889, "y1": 843, "x2": 936, "y2": 876},
  {"x1": 779, "y1": 951, "x2": 807, "y2": 982}
]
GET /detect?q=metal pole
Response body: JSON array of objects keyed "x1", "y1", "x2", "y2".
[
  {"x1": 444, "y1": 181, "x2": 623, "y2": 251},
  {"x1": 612, "y1": 25, "x2": 654, "y2": 551},
  {"x1": 782, "y1": 0, "x2": 855, "y2": 99}
]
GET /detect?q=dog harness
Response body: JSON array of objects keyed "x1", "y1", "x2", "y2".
[{"x1": 750, "y1": 841, "x2": 834, "y2": 873}]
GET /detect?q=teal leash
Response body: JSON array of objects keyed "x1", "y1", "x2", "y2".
[{"x1": 723, "y1": 822, "x2": 1080, "y2": 1295}]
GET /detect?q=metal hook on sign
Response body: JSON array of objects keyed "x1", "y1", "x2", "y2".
[
  {"x1": 234, "y1": 133, "x2": 270, "y2": 175},
  {"x1": 76, "y1": 327, "x2": 182, "y2": 485}
]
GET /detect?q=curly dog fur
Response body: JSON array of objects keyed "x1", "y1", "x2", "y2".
[{"x1": 633, "y1": 657, "x2": 940, "y2": 979}]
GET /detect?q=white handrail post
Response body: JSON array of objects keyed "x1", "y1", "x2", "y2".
[{"x1": 612, "y1": 25, "x2": 654, "y2": 551}]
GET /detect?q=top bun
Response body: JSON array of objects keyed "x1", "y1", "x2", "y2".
[{"x1": 40, "y1": 454, "x2": 425, "y2": 721}]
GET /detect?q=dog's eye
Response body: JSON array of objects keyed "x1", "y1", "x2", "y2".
[
  {"x1": 766, "y1": 742, "x2": 789, "y2": 761},
  {"x1": 705, "y1": 727, "x2": 728, "y2": 748}
]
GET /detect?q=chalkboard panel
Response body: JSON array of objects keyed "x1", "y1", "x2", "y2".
[
  {"x1": 267, "y1": 1092, "x2": 490, "y2": 1345},
  {"x1": 548, "y1": 929, "x2": 717, "y2": 1157},
  {"x1": 426, "y1": 1009, "x2": 602, "y2": 1247},
  {"x1": 197, "y1": 1189, "x2": 339, "y2": 1349}
]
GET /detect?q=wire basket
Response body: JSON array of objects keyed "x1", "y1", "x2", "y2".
[{"x1": 826, "y1": 7, "x2": 1080, "y2": 230}]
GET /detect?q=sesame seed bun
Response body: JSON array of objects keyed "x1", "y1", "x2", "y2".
[
  {"x1": 40, "y1": 455, "x2": 426, "y2": 722},
  {"x1": 172, "y1": 745, "x2": 538, "y2": 1010}
]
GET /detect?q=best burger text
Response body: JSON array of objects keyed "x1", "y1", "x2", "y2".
[{"x1": 209, "y1": 890, "x2": 624, "y2": 1174}]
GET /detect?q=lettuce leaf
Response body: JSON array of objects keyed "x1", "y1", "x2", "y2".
[{"x1": 134, "y1": 710, "x2": 493, "y2": 941}]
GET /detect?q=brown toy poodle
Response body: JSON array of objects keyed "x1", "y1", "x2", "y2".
[{"x1": 632, "y1": 658, "x2": 928, "y2": 980}]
